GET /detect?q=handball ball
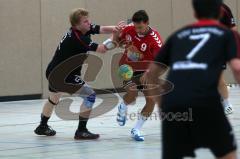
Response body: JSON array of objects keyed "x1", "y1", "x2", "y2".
[{"x1": 118, "y1": 64, "x2": 133, "y2": 81}]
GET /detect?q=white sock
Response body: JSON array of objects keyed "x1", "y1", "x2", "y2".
[
  {"x1": 119, "y1": 102, "x2": 127, "y2": 113},
  {"x1": 134, "y1": 115, "x2": 148, "y2": 130}
]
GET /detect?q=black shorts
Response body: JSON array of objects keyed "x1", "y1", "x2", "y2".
[
  {"x1": 48, "y1": 72, "x2": 85, "y2": 93},
  {"x1": 162, "y1": 103, "x2": 237, "y2": 158},
  {"x1": 123, "y1": 71, "x2": 144, "y2": 90}
]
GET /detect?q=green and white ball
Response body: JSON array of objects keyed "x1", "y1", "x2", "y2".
[{"x1": 118, "y1": 64, "x2": 133, "y2": 81}]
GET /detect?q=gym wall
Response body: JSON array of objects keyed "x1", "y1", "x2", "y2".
[{"x1": 0, "y1": 0, "x2": 238, "y2": 98}]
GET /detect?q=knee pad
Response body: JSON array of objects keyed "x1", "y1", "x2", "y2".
[{"x1": 83, "y1": 93, "x2": 96, "y2": 109}]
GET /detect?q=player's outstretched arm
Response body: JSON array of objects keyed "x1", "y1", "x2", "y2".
[
  {"x1": 229, "y1": 59, "x2": 240, "y2": 83},
  {"x1": 140, "y1": 63, "x2": 166, "y2": 85},
  {"x1": 140, "y1": 63, "x2": 165, "y2": 107},
  {"x1": 100, "y1": 21, "x2": 126, "y2": 34},
  {"x1": 102, "y1": 36, "x2": 118, "y2": 51},
  {"x1": 96, "y1": 21, "x2": 126, "y2": 52},
  {"x1": 100, "y1": 26, "x2": 116, "y2": 34},
  {"x1": 94, "y1": 37, "x2": 118, "y2": 54}
]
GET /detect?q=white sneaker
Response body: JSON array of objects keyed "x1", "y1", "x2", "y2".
[{"x1": 131, "y1": 128, "x2": 144, "y2": 141}]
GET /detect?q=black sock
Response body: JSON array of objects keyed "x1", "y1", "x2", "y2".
[
  {"x1": 40, "y1": 114, "x2": 50, "y2": 126},
  {"x1": 78, "y1": 116, "x2": 89, "y2": 131}
]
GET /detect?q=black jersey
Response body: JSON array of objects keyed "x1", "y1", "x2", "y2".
[
  {"x1": 155, "y1": 20, "x2": 240, "y2": 108},
  {"x1": 220, "y1": 3, "x2": 236, "y2": 29},
  {"x1": 46, "y1": 24, "x2": 100, "y2": 78}
]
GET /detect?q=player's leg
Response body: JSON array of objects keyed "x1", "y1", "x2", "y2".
[
  {"x1": 117, "y1": 82, "x2": 138, "y2": 126},
  {"x1": 34, "y1": 91, "x2": 62, "y2": 136},
  {"x1": 123, "y1": 83, "x2": 139, "y2": 105},
  {"x1": 218, "y1": 71, "x2": 233, "y2": 114},
  {"x1": 74, "y1": 84, "x2": 99, "y2": 140},
  {"x1": 131, "y1": 89, "x2": 155, "y2": 141}
]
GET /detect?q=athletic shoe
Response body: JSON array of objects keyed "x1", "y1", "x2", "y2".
[
  {"x1": 34, "y1": 124, "x2": 56, "y2": 136},
  {"x1": 74, "y1": 129, "x2": 100, "y2": 140},
  {"x1": 131, "y1": 128, "x2": 144, "y2": 141}
]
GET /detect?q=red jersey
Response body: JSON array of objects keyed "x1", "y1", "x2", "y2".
[{"x1": 119, "y1": 25, "x2": 163, "y2": 71}]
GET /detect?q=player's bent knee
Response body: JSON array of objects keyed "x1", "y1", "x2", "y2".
[{"x1": 83, "y1": 93, "x2": 96, "y2": 109}]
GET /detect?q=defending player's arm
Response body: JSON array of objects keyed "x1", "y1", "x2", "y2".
[
  {"x1": 81, "y1": 23, "x2": 119, "y2": 52},
  {"x1": 100, "y1": 23, "x2": 128, "y2": 51},
  {"x1": 227, "y1": 31, "x2": 240, "y2": 83},
  {"x1": 140, "y1": 37, "x2": 171, "y2": 105},
  {"x1": 86, "y1": 23, "x2": 121, "y2": 35},
  {"x1": 142, "y1": 32, "x2": 166, "y2": 79},
  {"x1": 85, "y1": 38, "x2": 118, "y2": 53},
  {"x1": 99, "y1": 21, "x2": 126, "y2": 34},
  {"x1": 153, "y1": 36, "x2": 172, "y2": 67},
  {"x1": 80, "y1": 36, "x2": 107, "y2": 53},
  {"x1": 141, "y1": 35, "x2": 172, "y2": 84},
  {"x1": 140, "y1": 30, "x2": 164, "y2": 83},
  {"x1": 86, "y1": 36, "x2": 118, "y2": 53},
  {"x1": 99, "y1": 21, "x2": 126, "y2": 50}
]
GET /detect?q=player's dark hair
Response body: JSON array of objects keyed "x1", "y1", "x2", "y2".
[
  {"x1": 192, "y1": 0, "x2": 223, "y2": 19},
  {"x1": 132, "y1": 10, "x2": 149, "y2": 23}
]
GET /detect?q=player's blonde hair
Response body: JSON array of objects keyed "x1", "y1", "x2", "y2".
[{"x1": 69, "y1": 8, "x2": 89, "y2": 26}]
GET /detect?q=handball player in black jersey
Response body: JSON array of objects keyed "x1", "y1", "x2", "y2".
[
  {"x1": 142, "y1": 0, "x2": 240, "y2": 158},
  {"x1": 34, "y1": 8, "x2": 124, "y2": 140}
]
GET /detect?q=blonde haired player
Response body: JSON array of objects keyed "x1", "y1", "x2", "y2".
[
  {"x1": 34, "y1": 8, "x2": 122, "y2": 139},
  {"x1": 115, "y1": 10, "x2": 163, "y2": 141}
]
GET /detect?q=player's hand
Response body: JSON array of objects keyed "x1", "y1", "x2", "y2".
[
  {"x1": 117, "y1": 21, "x2": 126, "y2": 30},
  {"x1": 96, "y1": 44, "x2": 107, "y2": 53},
  {"x1": 113, "y1": 21, "x2": 126, "y2": 33}
]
